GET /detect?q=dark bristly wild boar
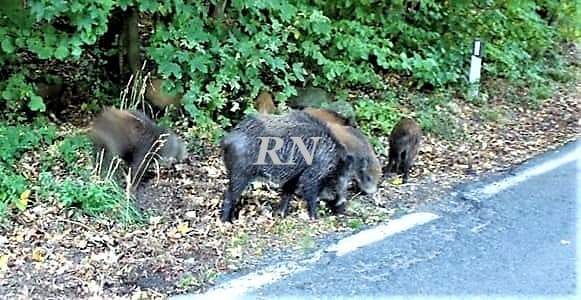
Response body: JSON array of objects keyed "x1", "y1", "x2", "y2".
[
  {"x1": 220, "y1": 111, "x2": 355, "y2": 222},
  {"x1": 387, "y1": 117, "x2": 422, "y2": 184},
  {"x1": 88, "y1": 107, "x2": 186, "y2": 187},
  {"x1": 254, "y1": 91, "x2": 276, "y2": 114},
  {"x1": 318, "y1": 123, "x2": 381, "y2": 213}
]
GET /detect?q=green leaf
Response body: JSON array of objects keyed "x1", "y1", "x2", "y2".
[
  {"x1": 118, "y1": 0, "x2": 132, "y2": 9},
  {"x1": 71, "y1": 46, "x2": 82, "y2": 58},
  {"x1": 28, "y1": 95, "x2": 46, "y2": 112},
  {"x1": 269, "y1": 57, "x2": 286, "y2": 71},
  {"x1": 80, "y1": 30, "x2": 96, "y2": 44},
  {"x1": 1, "y1": 90, "x2": 15, "y2": 101},
  {"x1": 54, "y1": 45, "x2": 69, "y2": 60},
  {"x1": 36, "y1": 47, "x2": 52, "y2": 59},
  {"x1": 70, "y1": 2, "x2": 84, "y2": 12},
  {"x1": 159, "y1": 62, "x2": 182, "y2": 79},
  {"x1": 76, "y1": 16, "x2": 94, "y2": 31},
  {"x1": 189, "y1": 55, "x2": 210, "y2": 74},
  {"x1": 1, "y1": 39, "x2": 15, "y2": 54},
  {"x1": 292, "y1": 63, "x2": 306, "y2": 82}
]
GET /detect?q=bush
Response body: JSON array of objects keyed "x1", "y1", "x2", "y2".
[
  {"x1": 38, "y1": 172, "x2": 139, "y2": 222},
  {"x1": 0, "y1": 119, "x2": 56, "y2": 165},
  {"x1": 0, "y1": 119, "x2": 56, "y2": 213},
  {"x1": 355, "y1": 92, "x2": 400, "y2": 136},
  {"x1": 0, "y1": 1, "x2": 578, "y2": 133},
  {"x1": 412, "y1": 94, "x2": 464, "y2": 140},
  {"x1": 56, "y1": 134, "x2": 94, "y2": 173},
  {"x1": 0, "y1": 165, "x2": 28, "y2": 213}
]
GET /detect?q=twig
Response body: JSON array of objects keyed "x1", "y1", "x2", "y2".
[
  {"x1": 55, "y1": 216, "x2": 94, "y2": 231},
  {"x1": 130, "y1": 133, "x2": 168, "y2": 187}
]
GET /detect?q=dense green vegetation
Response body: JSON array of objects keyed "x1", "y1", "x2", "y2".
[
  {"x1": 0, "y1": 0, "x2": 578, "y2": 217},
  {"x1": 0, "y1": 121, "x2": 134, "y2": 219}
]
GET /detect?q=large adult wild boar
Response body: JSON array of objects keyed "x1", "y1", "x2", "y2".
[{"x1": 220, "y1": 111, "x2": 355, "y2": 222}]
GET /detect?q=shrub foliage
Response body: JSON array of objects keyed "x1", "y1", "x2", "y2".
[{"x1": 0, "y1": 0, "x2": 577, "y2": 124}]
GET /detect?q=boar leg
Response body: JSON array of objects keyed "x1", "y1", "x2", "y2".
[
  {"x1": 331, "y1": 175, "x2": 350, "y2": 215},
  {"x1": 398, "y1": 149, "x2": 409, "y2": 174},
  {"x1": 221, "y1": 176, "x2": 250, "y2": 222},
  {"x1": 298, "y1": 169, "x2": 324, "y2": 220},
  {"x1": 401, "y1": 160, "x2": 411, "y2": 184},
  {"x1": 329, "y1": 153, "x2": 354, "y2": 214},
  {"x1": 387, "y1": 147, "x2": 397, "y2": 173},
  {"x1": 277, "y1": 176, "x2": 300, "y2": 217}
]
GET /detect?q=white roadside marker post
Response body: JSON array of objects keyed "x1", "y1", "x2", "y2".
[{"x1": 468, "y1": 39, "x2": 483, "y2": 99}]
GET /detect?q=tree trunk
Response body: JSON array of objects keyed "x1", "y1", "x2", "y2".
[{"x1": 126, "y1": 6, "x2": 141, "y2": 75}]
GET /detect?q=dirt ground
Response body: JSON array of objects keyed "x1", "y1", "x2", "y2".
[{"x1": 0, "y1": 78, "x2": 578, "y2": 299}]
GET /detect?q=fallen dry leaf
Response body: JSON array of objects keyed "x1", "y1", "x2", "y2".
[
  {"x1": 31, "y1": 248, "x2": 47, "y2": 263},
  {"x1": 390, "y1": 177, "x2": 403, "y2": 186},
  {"x1": 0, "y1": 255, "x2": 8, "y2": 272},
  {"x1": 185, "y1": 211, "x2": 197, "y2": 220},
  {"x1": 15, "y1": 189, "x2": 31, "y2": 211},
  {"x1": 176, "y1": 222, "x2": 191, "y2": 235},
  {"x1": 149, "y1": 216, "x2": 163, "y2": 225}
]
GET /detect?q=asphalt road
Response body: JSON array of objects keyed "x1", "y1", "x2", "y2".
[{"x1": 245, "y1": 141, "x2": 579, "y2": 298}]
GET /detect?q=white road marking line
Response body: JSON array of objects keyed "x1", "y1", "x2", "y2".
[
  {"x1": 471, "y1": 144, "x2": 580, "y2": 199},
  {"x1": 188, "y1": 264, "x2": 305, "y2": 300},
  {"x1": 175, "y1": 250, "x2": 324, "y2": 300},
  {"x1": 326, "y1": 212, "x2": 440, "y2": 257},
  {"x1": 177, "y1": 212, "x2": 439, "y2": 300}
]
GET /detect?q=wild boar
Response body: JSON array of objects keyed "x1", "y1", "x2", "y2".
[
  {"x1": 319, "y1": 123, "x2": 381, "y2": 213},
  {"x1": 145, "y1": 78, "x2": 182, "y2": 108},
  {"x1": 387, "y1": 117, "x2": 421, "y2": 183},
  {"x1": 88, "y1": 107, "x2": 186, "y2": 187},
  {"x1": 220, "y1": 111, "x2": 354, "y2": 222},
  {"x1": 303, "y1": 107, "x2": 355, "y2": 127},
  {"x1": 254, "y1": 91, "x2": 276, "y2": 114}
]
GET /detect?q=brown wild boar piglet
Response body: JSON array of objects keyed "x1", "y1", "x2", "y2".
[
  {"x1": 386, "y1": 117, "x2": 421, "y2": 184},
  {"x1": 254, "y1": 91, "x2": 276, "y2": 114},
  {"x1": 303, "y1": 107, "x2": 355, "y2": 127}
]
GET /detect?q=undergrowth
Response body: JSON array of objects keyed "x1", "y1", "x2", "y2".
[{"x1": 0, "y1": 119, "x2": 138, "y2": 222}]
